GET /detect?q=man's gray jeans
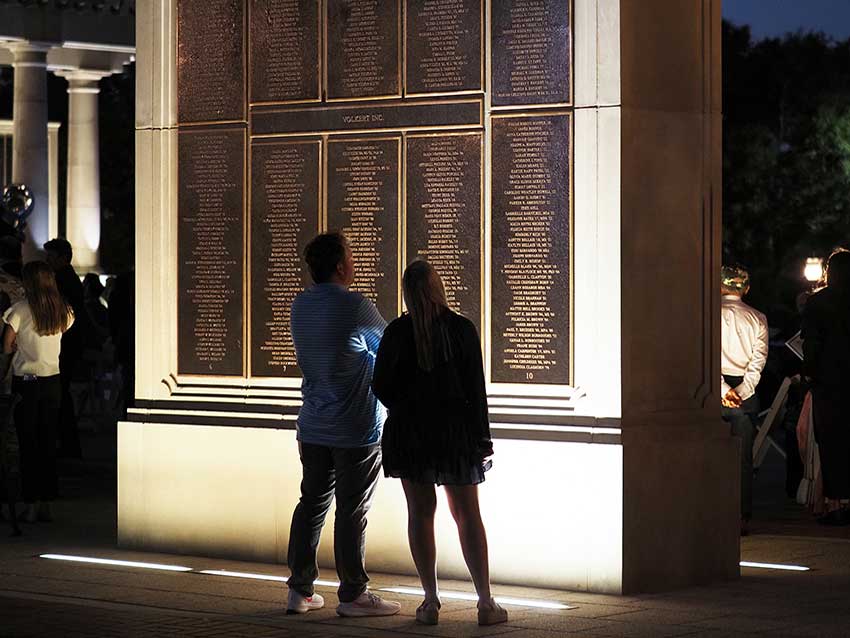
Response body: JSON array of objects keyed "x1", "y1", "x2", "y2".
[{"x1": 287, "y1": 441, "x2": 382, "y2": 602}]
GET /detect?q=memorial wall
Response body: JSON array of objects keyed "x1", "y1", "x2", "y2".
[
  {"x1": 132, "y1": 0, "x2": 736, "y2": 594},
  {"x1": 176, "y1": 0, "x2": 573, "y2": 386}
]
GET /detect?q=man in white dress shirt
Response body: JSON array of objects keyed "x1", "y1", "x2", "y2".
[{"x1": 721, "y1": 265, "x2": 769, "y2": 534}]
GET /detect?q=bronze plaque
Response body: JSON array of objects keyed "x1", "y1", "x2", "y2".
[
  {"x1": 326, "y1": 0, "x2": 400, "y2": 99},
  {"x1": 491, "y1": 0, "x2": 571, "y2": 106},
  {"x1": 250, "y1": 140, "x2": 321, "y2": 377},
  {"x1": 178, "y1": 126, "x2": 245, "y2": 376},
  {"x1": 490, "y1": 115, "x2": 570, "y2": 385},
  {"x1": 177, "y1": 0, "x2": 245, "y2": 123},
  {"x1": 406, "y1": 133, "x2": 482, "y2": 335},
  {"x1": 326, "y1": 137, "x2": 400, "y2": 321},
  {"x1": 252, "y1": 99, "x2": 482, "y2": 135},
  {"x1": 406, "y1": 0, "x2": 482, "y2": 95},
  {"x1": 250, "y1": 0, "x2": 320, "y2": 104}
]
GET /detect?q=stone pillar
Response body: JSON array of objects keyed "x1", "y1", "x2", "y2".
[
  {"x1": 10, "y1": 44, "x2": 50, "y2": 262},
  {"x1": 59, "y1": 70, "x2": 110, "y2": 272}
]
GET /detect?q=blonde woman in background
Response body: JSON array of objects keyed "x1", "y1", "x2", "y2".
[
  {"x1": 372, "y1": 260, "x2": 506, "y2": 627},
  {"x1": 3, "y1": 261, "x2": 74, "y2": 523}
]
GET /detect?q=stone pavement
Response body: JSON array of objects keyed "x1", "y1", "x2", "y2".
[{"x1": 1, "y1": 437, "x2": 849, "y2": 637}]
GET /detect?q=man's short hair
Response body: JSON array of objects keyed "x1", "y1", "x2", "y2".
[
  {"x1": 304, "y1": 232, "x2": 348, "y2": 284},
  {"x1": 721, "y1": 264, "x2": 749, "y2": 294},
  {"x1": 44, "y1": 237, "x2": 73, "y2": 263}
]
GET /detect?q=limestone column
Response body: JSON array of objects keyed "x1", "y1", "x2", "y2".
[
  {"x1": 59, "y1": 70, "x2": 111, "y2": 272},
  {"x1": 10, "y1": 44, "x2": 50, "y2": 262}
]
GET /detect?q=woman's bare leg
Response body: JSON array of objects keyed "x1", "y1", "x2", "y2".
[
  {"x1": 443, "y1": 484, "x2": 492, "y2": 606},
  {"x1": 401, "y1": 479, "x2": 439, "y2": 604}
]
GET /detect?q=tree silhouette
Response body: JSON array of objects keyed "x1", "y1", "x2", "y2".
[{"x1": 723, "y1": 22, "x2": 850, "y2": 325}]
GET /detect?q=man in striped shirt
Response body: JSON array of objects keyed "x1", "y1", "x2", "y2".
[{"x1": 286, "y1": 232, "x2": 400, "y2": 618}]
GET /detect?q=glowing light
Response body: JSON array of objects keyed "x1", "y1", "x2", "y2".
[
  {"x1": 40, "y1": 554, "x2": 192, "y2": 572},
  {"x1": 804, "y1": 258, "x2": 823, "y2": 283},
  {"x1": 740, "y1": 561, "x2": 810, "y2": 572},
  {"x1": 379, "y1": 586, "x2": 574, "y2": 610},
  {"x1": 200, "y1": 570, "x2": 339, "y2": 587}
]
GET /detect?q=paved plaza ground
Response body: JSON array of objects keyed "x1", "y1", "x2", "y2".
[{"x1": 1, "y1": 432, "x2": 849, "y2": 638}]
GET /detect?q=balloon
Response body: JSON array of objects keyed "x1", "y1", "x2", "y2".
[{"x1": 0, "y1": 183, "x2": 34, "y2": 230}]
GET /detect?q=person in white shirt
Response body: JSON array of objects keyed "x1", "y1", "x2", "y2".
[
  {"x1": 2, "y1": 261, "x2": 74, "y2": 523},
  {"x1": 720, "y1": 265, "x2": 768, "y2": 534}
]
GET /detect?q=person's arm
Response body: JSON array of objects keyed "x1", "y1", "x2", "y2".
[
  {"x1": 801, "y1": 299, "x2": 821, "y2": 382},
  {"x1": 736, "y1": 315, "x2": 769, "y2": 401},
  {"x1": 460, "y1": 321, "x2": 492, "y2": 456},
  {"x1": 357, "y1": 298, "x2": 387, "y2": 358},
  {"x1": 2, "y1": 306, "x2": 19, "y2": 355},
  {"x1": 3, "y1": 324, "x2": 16, "y2": 354},
  {"x1": 371, "y1": 321, "x2": 401, "y2": 408}
]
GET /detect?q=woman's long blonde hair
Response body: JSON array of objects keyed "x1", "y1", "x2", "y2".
[
  {"x1": 22, "y1": 261, "x2": 72, "y2": 336},
  {"x1": 402, "y1": 260, "x2": 451, "y2": 370}
]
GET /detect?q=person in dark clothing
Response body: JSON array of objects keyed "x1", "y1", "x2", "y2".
[
  {"x1": 43, "y1": 238, "x2": 88, "y2": 459},
  {"x1": 372, "y1": 260, "x2": 506, "y2": 628},
  {"x1": 82, "y1": 273, "x2": 109, "y2": 344},
  {"x1": 802, "y1": 248, "x2": 850, "y2": 526},
  {"x1": 108, "y1": 272, "x2": 134, "y2": 418}
]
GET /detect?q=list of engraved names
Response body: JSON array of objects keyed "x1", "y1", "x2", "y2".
[
  {"x1": 327, "y1": 138, "x2": 400, "y2": 320},
  {"x1": 406, "y1": 134, "x2": 481, "y2": 332},
  {"x1": 327, "y1": 0, "x2": 399, "y2": 98},
  {"x1": 491, "y1": 115, "x2": 570, "y2": 384},
  {"x1": 251, "y1": 142, "x2": 319, "y2": 376},
  {"x1": 492, "y1": 0, "x2": 570, "y2": 106},
  {"x1": 177, "y1": 0, "x2": 244, "y2": 121},
  {"x1": 178, "y1": 129, "x2": 244, "y2": 376},
  {"x1": 250, "y1": 0, "x2": 319, "y2": 103},
  {"x1": 407, "y1": 0, "x2": 481, "y2": 94}
]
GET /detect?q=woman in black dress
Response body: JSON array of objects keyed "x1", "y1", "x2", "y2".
[{"x1": 372, "y1": 260, "x2": 506, "y2": 627}]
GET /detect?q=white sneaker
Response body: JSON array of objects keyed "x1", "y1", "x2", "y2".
[
  {"x1": 336, "y1": 590, "x2": 401, "y2": 617},
  {"x1": 286, "y1": 590, "x2": 325, "y2": 614}
]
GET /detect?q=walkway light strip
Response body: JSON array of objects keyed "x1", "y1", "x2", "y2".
[
  {"x1": 199, "y1": 569, "x2": 288, "y2": 582},
  {"x1": 379, "y1": 586, "x2": 574, "y2": 610},
  {"x1": 199, "y1": 569, "x2": 339, "y2": 587},
  {"x1": 40, "y1": 554, "x2": 192, "y2": 572},
  {"x1": 739, "y1": 561, "x2": 810, "y2": 572}
]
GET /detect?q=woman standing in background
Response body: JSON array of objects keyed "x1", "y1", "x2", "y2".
[{"x1": 3, "y1": 261, "x2": 74, "y2": 523}]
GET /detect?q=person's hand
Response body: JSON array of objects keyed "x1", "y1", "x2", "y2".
[
  {"x1": 479, "y1": 441, "x2": 494, "y2": 460},
  {"x1": 721, "y1": 389, "x2": 742, "y2": 408}
]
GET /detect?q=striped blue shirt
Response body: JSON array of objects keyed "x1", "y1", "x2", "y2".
[{"x1": 290, "y1": 283, "x2": 387, "y2": 447}]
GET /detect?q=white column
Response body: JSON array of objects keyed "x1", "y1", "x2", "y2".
[
  {"x1": 10, "y1": 44, "x2": 50, "y2": 262},
  {"x1": 59, "y1": 70, "x2": 111, "y2": 272}
]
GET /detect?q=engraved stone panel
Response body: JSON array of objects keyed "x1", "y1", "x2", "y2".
[
  {"x1": 178, "y1": 127, "x2": 245, "y2": 376},
  {"x1": 491, "y1": 0, "x2": 571, "y2": 106},
  {"x1": 406, "y1": 133, "x2": 482, "y2": 334},
  {"x1": 491, "y1": 114, "x2": 570, "y2": 385},
  {"x1": 406, "y1": 0, "x2": 482, "y2": 95},
  {"x1": 327, "y1": 137, "x2": 400, "y2": 321},
  {"x1": 177, "y1": 0, "x2": 245, "y2": 122},
  {"x1": 251, "y1": 140, "x2": 320, "y2": 377},
  {"x1": 327, "y1": 0, "x2": 400, "y2": 99},
  {"x1": 250, "y1": 0, "x2": 320, "y2": 104}
]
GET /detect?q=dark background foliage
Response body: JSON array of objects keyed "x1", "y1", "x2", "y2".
[{"x1": 723, "y1": 22, "x2": 850, "y2": 330}]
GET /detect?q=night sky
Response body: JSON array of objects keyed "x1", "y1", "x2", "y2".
[{"x1": 723, "y1": 0, "x2": 850, "y2": 41}]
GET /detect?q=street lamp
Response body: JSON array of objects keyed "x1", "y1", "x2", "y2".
[{"x1": 804, "y1": 257, "x2": 824, "y2": 283}]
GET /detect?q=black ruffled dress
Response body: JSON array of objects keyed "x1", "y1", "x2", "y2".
[{"x1": 372, "y1": 310, "x2": 493, "y2": 485}]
